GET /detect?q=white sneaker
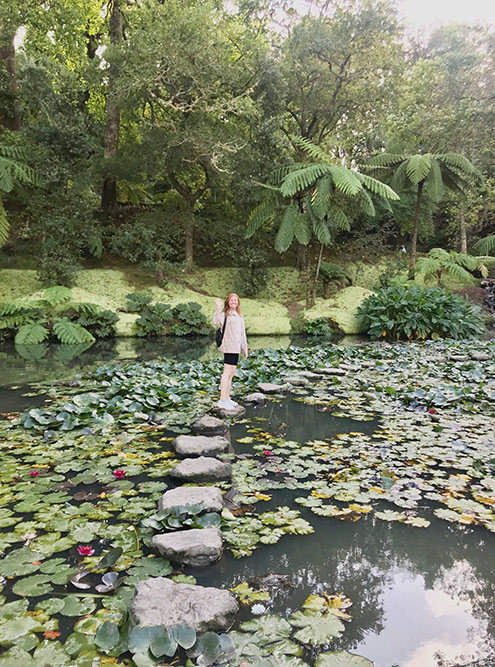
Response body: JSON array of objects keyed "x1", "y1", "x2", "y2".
[{"x1": 217, "y1": 399, "x2": 237, "y2": 410}]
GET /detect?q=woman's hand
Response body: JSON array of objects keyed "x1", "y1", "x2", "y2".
[{"x1": 215, "y1": 298, "x2": 223, "y2": 308}]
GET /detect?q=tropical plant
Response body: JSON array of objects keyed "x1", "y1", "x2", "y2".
[
  {"x1": 365, "y1": 152, "x2": 478, "y2": 277},
  {"x1": 304, "y1": 318, "x2": 334, "y2": 337},
  {"x1": 473, "y1": 235, "x2": 495, "y2": 257},
  {"x1": 134, "y1": 301, "x2": 210, "y2": 337},
  {"x1": 318, "y1": 261, "x2": 351, "y2": 297},
  {"x1": 0, "y1": 286, "x2": 114, "y2": 345},
  {"x1": 356, "y1": 285, "x2": 485, "y2": 340},
  {"x1": 416, "y1": 248, "x2": 488, "y2": 286},
  {"x1": 246, "y1": 136, "x2": 399, "y2": 307},
  {"x1": 0, "y1": 143, "x2": 39, "y2": 246}
]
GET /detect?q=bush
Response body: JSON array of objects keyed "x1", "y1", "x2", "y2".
[
  {"x1": 134, "y1": 301, "x2": 211, "y2": 337},
  {"x1": 235, "y1": 247, "x2": 269, "y2": 298},
  {"x1": 318, "y1": 261, "x2": 351, "y2": 296},
  {"x1": 356, "y1": 286, "x2": 485, "y2": 340},
  {"x1": 76, "y1": 309, "x2": 119, "y2": 338},
  {"x1": 303, "y1": 317, "x2": 333, "y2": 337},
  {"x1": 125, "y1": 292, "x2": 153, "y2": 314}
]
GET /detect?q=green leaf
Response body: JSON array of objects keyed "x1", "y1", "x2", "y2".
[
  {"x1": 240, "y1": 615, "x2": 292, "y2": 641},
  {"x1": 288, "y1": 610, "x2": 345, "y2": 645},
  {"x1": 149, "y1": 627, "x2": 176, "y2": 658},
  {"x1": 12, "y1": 575, "x2": 52, "y2": 597},
  {"x1": 0, "y1": 550, "x2": 44, "y2": 576},
  {"x1": 315, "y1": 650, "x2": 374, "y2": 666},
  {"x1": 128, "y1": 625, "x2": 164, "y2": 654},
  {"x1": 52, "y1": 318, "x2": 95, "y2": 345},
  {"x1": 95, "y1": 621, "x2": 121, "y2": 652},
  {"x1": 14, "y1": 323, "x2": 49, "y2": 345},
  {"x1": 60, "y1": 596, "x2": 97, "y2": 617},
  {"x1": 0, "y1": 616, "x2": 45, "y2": 646},
  {"x1": 97, "y1": 547, "x2": 123, "y2": 569}
]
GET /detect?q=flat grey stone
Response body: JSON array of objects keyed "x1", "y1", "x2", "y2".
[
  {"x1": 282, "y1": 376, "x2": 308, "y2": 386},
  {"x1": 295, "y1": 370, "x2": 323, "y2": 379},
  {"x1": 170, "y1": 456, "x2": 232, "y2": 482},
  {"x1": 150, "y1": 528, "x2": 223, "y2": 567},
  {"x1": 257, "y1": 382, "x2": 290, "y2": 394},
  {"x1": 191, "y1": 415, "x2": 227, "y2": 436},
  {"x1": 449, "y1": 355, "x2": 470, "y2": 362},
  {"x1": 244, "y1": 392, "x2": 267, "y2": 404},
  {"x1": 471, "y1": 352, "x2": 491, "y2": 361},
  {"x1": 318, "y1": 367, "x2": 348, "y2": 376},
  {"x1": 339, "y1": 363, "x2": 359, "y2": 371},
  {"x1": 158, "y1": 486, "x2": 223, "y2": 513},
  {"x1": 130, "y1": 577, "x2": 238, "y2": 632},
  {"x1": 173, "y1": 435, "x2": 229, "y2": 458},
  {"x1": 215, "y1": 405, "x2": 246, "y2": 418}
]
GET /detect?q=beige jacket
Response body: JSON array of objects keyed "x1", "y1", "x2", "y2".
[{"x1": 213, "y1": 307, "x2": 248, "y2": 355}]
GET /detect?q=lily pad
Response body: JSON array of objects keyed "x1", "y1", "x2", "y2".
[
  {"x1": 288, "y1": 610, "x2": 345, "y2": 645},
  {"x1": 315, "y1": 650, "x2": 374, "y2": 666}
]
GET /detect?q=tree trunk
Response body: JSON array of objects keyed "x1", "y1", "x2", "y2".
[
  {"x1": 459, "y1": 205, "x2": 467, "y2": 253},
  {"x1": 408, "y1": 181, "x2": 424, "y2": 279},
  {"x1": 305, "y1": 247, "x2": 312, "y2": 309},
  {"x1": 185, "y1": 218, "x2": 194, "y2": 268},
  {"x1": 310, "y1": 243, "x2": 324, "y2": 307},
  {"x1": 101, "y1": 0, "x2": 123, "y2": 212},
  {"x1": 0, "y1": 32, "x2": 21, "y2": 130},
  {"x1": 296, "y1": 243, "x2": 306, "y2": 271}
]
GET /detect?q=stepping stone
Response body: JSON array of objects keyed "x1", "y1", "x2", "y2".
[
  {"x1": 282, "y1": 376, "x2": 308, "y2": 386},
  {"x1": 173, "y1": 435, "x2": 229, "y2": 458},
  {"x1": 257, "y1": 382, "x2": 290, "y2": 394},
  {"x1": 170, "y1": 456, "x2": 232, "y2": 482},
  {"x1": 318, "y1": 367, "x2": 347, "y2": 376},
  {"x1": 151, "y1": 528, "x2": 223, "y2": 567},
  {"x1": 448, "y1": 354, "x2": 470, "y2": 362},
  {"x1": 244, "y1": 392, "x2": 267, "y2": 404},
  {"x1": 216, "y1": 404, "x2": 246, "y2": 418},
  {"x1": 158, "y1": 486, "x2": 223, "y2": 514},
  {"x1": 471, "y1": 352, "x2": 491, "y2": 361},
  {"x1": 295, "y1": 370, "x2": 323, "y2": 379},
  {"x1": 130, "y1": 577, "x2": 238, "y2": 632},
  {"x1": 191, "y1": 415, "x2": 227, "y2": 436}
]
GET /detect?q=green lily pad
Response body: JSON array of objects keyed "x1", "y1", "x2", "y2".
[
  {"x1": 60, "y1": 596, "x2": 97, "y2": 617},
  {"x1": 315, "y1": 650, "x2": 374, "y2": 666},
  {"x1": 0, "y1": 549, "x2": 44, "y2": 576},
  {"x1": 12, "y1": 574, "x2": 53, "y2": 597},
  {"x1": 240, "y1": 615, "x2": 292, "y2": 641},
  {"x1": 288, "y1": 610, "x2": 345, "y2": 645},
  {"x1": 33, "y1": 640, "x2": 72, "y2": 666},
  {"x1": 35, "y1": 597, "x2": 65, "y2": 615},
  {"x1": 0, "y1": 647, "x2": 34, "y2": 666},
  {"x1": 0, "y1": 616, "x2": 45, "y2": 646}
]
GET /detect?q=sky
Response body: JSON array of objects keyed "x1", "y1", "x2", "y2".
[{"x1": 397, "y1": 0, "x2": 494, "y2": 31}]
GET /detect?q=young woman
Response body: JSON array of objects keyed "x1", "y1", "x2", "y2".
[{"x1": 213, "y1": 293, "x2": 248, "y2": 409}]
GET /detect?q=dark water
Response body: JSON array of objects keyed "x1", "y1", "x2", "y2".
[{"x1": 1, "y1": 339, "x2": 494, "y2": 667}]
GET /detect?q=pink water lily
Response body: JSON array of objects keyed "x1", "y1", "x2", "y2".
[
  {"x1": 262, "y1": 450, "x2": 272, "y2": 456},
  {"x1": 428, "y1": 408, "x2": 437, "y2": 414},
  {"x1": 77, "y1": 545, "x2": 95, "y2": 556},
  {"x1": 113, "y1": 469, "x2": 125, "y2": 478},
  {"x1": 29, "y1": 470, "x2": 39, "y2": 477}
]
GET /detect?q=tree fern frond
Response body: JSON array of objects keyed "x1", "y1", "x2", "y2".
[
  {"x1": 43, "y1": 286, "x2": 72, "y2": 307},
  {"x1": 327, "y1": 204, "x2": 350, "y2": 231},
  {"x1": 293, "y1": 213, "x2": 312, "y2": 245},
  {"x1": 442, "y1": 263, "x2": 475, "y2": 282},
  {"x1": 0, "y1": 145, "x2": 29, "y2": 160},
  {"x1": 390, "y1": 160, "x2": 409, "y2": 190},
  {"x1": 356, "y1": 172, "x2": 400, "y2": 200},
  {"x1": 274, "y1": 203, "x2": 299, "y2": 252},
  {"x1": 62, "y1": 302, "x2": 102, "y2": 316},
  {"x1": 0, "y1": 199, "x2": 7, "y2": 246},
  {"x1": 435, "y1": 154, "x2": 479, "y2": 176},
  {"x1": 415, "y1": 257, "x2": 439, "y2": 276},
  {"x1": 310, "y1": 174, "x2": 333, "y2": 218},
  {"x1": 367, "y1": 154, "x2": 406, "y2": 167},
  {"x1": 0, "y1": 162, "x2": 15, "y2": 193},
  {"x1": 448, "y1": 251, "x2": 479, "y2": 271},
  {"x1": 473, "y1": 236, "x2": 495, "y2": 256},
  {"x1": 293, "y1": 136, "x2": 332, "y2": 165},
  {"x1": 267, "y1": 163, "x2": 307, "y2": 186},
  {"x1": 405, "y1": 154, "x2": 431, "y2": 185},
  {"x1": 0, "y1": 313, "x2": 34, "y2": 329},
  {"x1": 326, "y1": 165, "x2": 361, "y2": 196},
  {"x1": 53, "y1": 318, "x2": 95, "y2": 344},
  {"x1": 279, "y1": 164, "x2": 329, "y2": 197},
  {"x1": 15, "y1": 323, "x2": 49, "y2": 345},
  {"x1": 427, "y1": 159, "x2": 444, "y2": 202},
  {"x1": 312, "y1": 217, "x2": 332, "y2": 245},
  {"x1": 252, "y1": 181, "x2": 282, "y2": 193},
  {"x1": 356, "y1": 189, "x2": 375, "y2": 216},
  {"x1": 246, "y1": 198, "x2": 277, "y2": 237}
]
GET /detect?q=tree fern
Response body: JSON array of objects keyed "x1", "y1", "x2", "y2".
[
  {"x1": 473, "y1": 235, "x2": 495, "y2": 256},
  {"x1": 0, "y1": 314, "x2": 35, "y2": 329},
  {"x1": 310, "y1": 174, "x2": 333, "y2": 219},
  {"x1": 293, "y1": 136, "x2": 332, "y2": 164},
  {"x1": 312, "y1": 217, "x2": 332, "y2": 245},
  {"x1": 326, "y1": 165, "x2": 362, "y2": 196},
  {"x1": 355, "y1": 173, "x2": 399, "y2": 201},
  {"x1": 435, "y1": 154, "x2": 478, "y2": 176},
  {"x1": 15, "y1": 323, "x2": 49, "y2": 345},
  {"x1": 0, "y1": 200, "x2": 8, "y2": 245},
  {"x1": 405, "y1": 154, "x2": 431, "y2": 185},
  {"x1": 65, "y1": 302, "x2": 102, "y2": 316},
  {"x1": 53, "y1": 318, "x2": 95, "y2": 344},
  {"x1": 326, "y1": 204, "x2": 350, "y2": 231},
  {"x1": 427, "y1": 159, "x2": 444, "y2": 202},
  {"x1": 293, "y1": 213, "x2": 312, "y2": 245}
]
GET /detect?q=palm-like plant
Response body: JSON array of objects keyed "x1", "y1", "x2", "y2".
[
  {"x1": 0, "y1": 286, "x2": 100, "y2": 345},
  {"x1": 416, "y1": 248, "x2": 488, "y2": 286},
  {"x1": 365, "y1": 152, "x2": 478, "y2": 277},
  {"x1": 0, "y1": 144, "x2": 39, "y2": 246},
  {"x1": 473, "y1": 235, "x2": 495, "y2": 257},
  {"x1": 246, "y1": 137, "x2": 399, "y2": 306}
]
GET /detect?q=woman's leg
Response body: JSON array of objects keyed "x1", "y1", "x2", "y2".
[{"x1": 220, "y1": 364, "x2": 237, "y2": 400}]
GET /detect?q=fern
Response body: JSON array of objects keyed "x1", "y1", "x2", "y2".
[
  {"x1": 293, "y1": 213, "x2": 311, "y2": 245},
  {"x1": 52, "y1": 318, "x2": 95, "y2": 344},
  {"x1": 0, "y1": 314, "x2": 34, "y2": 329},
  {"x1": 15, "y1": 323, "x2": 49, "y2": 345},
  {"x1": 0, "y1": 301, "x2": 32, "y2": 316},
  {"x1": 246, "y1": 198, "x2": 277, "y2": 237},
  {"x1": 435, "y1": 153, "x2": 478, "y2": 176},
  {"x1": 279, "y1": 164, "x2": 329, "y2": 197},
  {"x1": 310, "y1": 174, "x2": 333, "y2": 219},
  {"x1": 274, "y1": 203, "x2": 299, "y2": 252},
  {"x1": 327, "y1": 204, "x2": 350, "y2": 231},
  {"x1": 66, "y1": 302, "x2": 102, "y2": 316},
  {"x1": 0, "y1": 199, "x2": 7, "y2": 245},
  {"x1": 356, "y1": 189, "x2": 375, "y2": 216},
  {"x1": 405, "y1": 154, "x2": 431, "y2": 185},
  {"x1": 473, "y1": 235, "x2": 495, "y2": 256},
  {"x1": 356, "y1": 173, "x2": 400, "y2": 201},
  {"x1": 326, "y1": 165, "x2": 362, "y2": 196},
  {"x1": 312, "y1": 217, "x2": 332, "y2": 245},
  {"x1": 43, "y1": 286, "x2": 72, "y2": 307},
  {"x1": 293, "y1": 136, "x2": 332, "y2": 164}
]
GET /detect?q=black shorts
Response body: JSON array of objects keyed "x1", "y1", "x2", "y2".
[{"x1": 224, "y1": 353, "x2": 239, "y2": 366}]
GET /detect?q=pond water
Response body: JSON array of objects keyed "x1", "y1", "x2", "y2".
[{"x1": 0, "y1": 337, "x2": 494, "y2": 667}]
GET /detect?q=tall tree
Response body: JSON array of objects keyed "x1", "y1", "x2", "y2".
[{"x1": 366, "y1": 152, "x2": 478, "y2": 276}]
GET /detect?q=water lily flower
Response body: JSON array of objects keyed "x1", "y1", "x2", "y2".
[
  {"x1": 262, "y1": 450, "x2": 272, "y2": 456},
  {"x1": 113, "y1": 469, "x2": 125, "y2": 478},
  {"x1": 274, "y1": 467, "x2": 280, "y2": 473},
  {"x1": 77, "y1": 545, "x2": 95, "y2": 556},
  {"x1": 428, "y1": 408, "x2": 437, "y2": 414},
  {"x1": 29, "y1": 470, "x2": 39, "y2": 477},
  {"x1": 117, "y1": 362, "x2": 122, "y2": 365}
]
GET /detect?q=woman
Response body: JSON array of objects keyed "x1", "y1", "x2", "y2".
[{"x1": 213, "y1": 293, "x2": 248, "y2": 409}]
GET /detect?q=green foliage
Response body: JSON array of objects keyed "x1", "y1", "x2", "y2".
[
  {"x1": 235, "y1": 247, "x2": 269, "y2": 298},
  {"x1": 356, "y1": 286, "x2": 485, "y2": 340},
  {"x1": 416, "y1": 248, "x2": 487, "y2": 284},
  {"x1": 473, "y1": 235, "x2": 495, "y2": 256},
  {"x1": 125, "y1": 292, "x2": 153, "y2": 314},
  {"x1": 303, "y1": 318, "x2": 333, "y2": 337},
  {"x1": 319, "y1": 261, "x2": 351, "y2": 296},
  {"x1": 0, "y1": 143, "x2": 39, "y2": 246},
  {"x1": 134, "y1": 299, "x2": 210, "y2": 337},
  {"x1": 0, "y1": 287, "x2": 118, "y2": 344}
]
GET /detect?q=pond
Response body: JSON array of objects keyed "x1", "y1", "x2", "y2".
[{"x1": 0, "y1": 337, "x2": 494, "y2": 667}]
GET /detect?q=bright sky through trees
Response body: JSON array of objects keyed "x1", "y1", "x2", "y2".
[{"x1": 398, "y1": 0, "x2": 494, "y2": 30}]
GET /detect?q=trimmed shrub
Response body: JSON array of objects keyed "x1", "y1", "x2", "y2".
[
  {"x1": 134, "y1": 301, "x2": 210, "y2": 337},
  {"x1": 356, "y1": 286, "x2": 485, "y2": 340}
]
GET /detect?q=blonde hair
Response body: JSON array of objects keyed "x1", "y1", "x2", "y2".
[{"x1": 223, "y1": 293, "x2": 243, "y2": 317}]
